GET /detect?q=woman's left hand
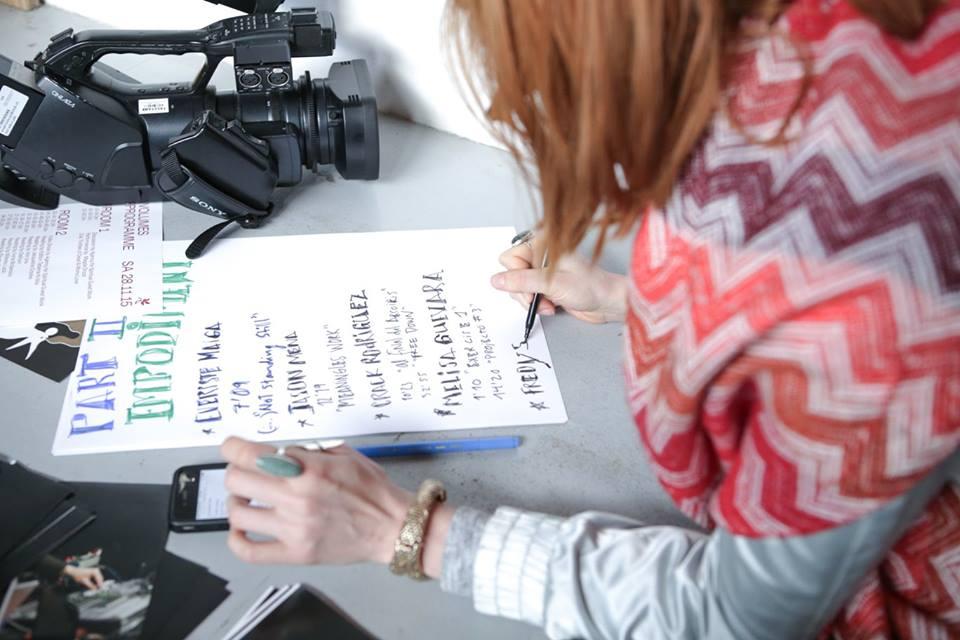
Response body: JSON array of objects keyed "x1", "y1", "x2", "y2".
[
  {"x1": 221, "y1": 437, "x2": 412, "y2": 566},
  {"x1": 62, "y1": 565, "x2": 104, "y2": 590}
]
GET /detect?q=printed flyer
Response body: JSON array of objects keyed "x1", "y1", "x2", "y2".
[{"x1": 0, "y1": 202, "x2": 163, "y2": 327}]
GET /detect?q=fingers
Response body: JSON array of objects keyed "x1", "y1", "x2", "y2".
[
  {"x1": 272, "y1": 444, "x2": 316, "y2": 469},
  {"x1": 498, "y1": 238, "x2": 551, "y2": 314},
  {"x1": 491, "y1": 269, "x2": 551, "y2": 296},
  {"x1": 221, "y1": 436, "x2": 276, "y2": 472},
  {"x1": 227, "y1": 528, "x2": 290, "y2": 564},
  {"x1": 509, "y1": 291, "x2": 532, "y2": 307},
  {"x1": 509, "y1": 293, "x2": 556, "y2": 314},
  {"x1": 499, "y1": 242, "x2": 534, "y2": 271},
  {"x1": 224, "y1": 466, "x2": 293, "y2": 508},
  {"x1": 496, "y1": 270, "x2": 559, "y2": 315},
  {"x1": 227, "y1": 495, "x2": 286, "y2": 539},
  {"x1": 72, "y1": 568, "x2": 102, "y2": 591}
]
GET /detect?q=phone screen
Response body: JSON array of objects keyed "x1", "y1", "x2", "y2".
[{"x1": 196, "y1": 467, "x2": 228, "y2": 520}]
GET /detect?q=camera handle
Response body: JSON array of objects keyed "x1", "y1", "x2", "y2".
[
  {"x1": 30, "y1": 11, "x2": 335, "y2": 96},
  {"x1": 32, "y1": 28, "x2": 225, "y2": 96}
]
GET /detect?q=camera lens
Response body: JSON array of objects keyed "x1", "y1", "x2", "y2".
[
  {"x1": 267, "y1": 70, "x2": 290, "y2": 87},
  {"x1": 239, "y1": 70, "x2": 262, "y2": 89},
  {"x1": 300, "y1": 63, "x2": 379, "y2": 180},
  {"x1": 217, "y1": 63, "x2": 379, "y2": 183}
]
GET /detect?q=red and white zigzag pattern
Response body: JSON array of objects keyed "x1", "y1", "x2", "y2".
[{"x1": 624, "y1": 1, "x2": 960, "y2": 636}]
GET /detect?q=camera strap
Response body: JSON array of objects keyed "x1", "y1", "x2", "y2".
[
  {"x1": 186, "y1": 216, "x2": 254, "y2": 259},
  {"x1": 156, "y1": 148, "x2": 273, "y2": 258}
]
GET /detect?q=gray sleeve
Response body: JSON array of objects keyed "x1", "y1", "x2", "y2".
[
  {"x1": 441, "y1": 506, "x2": 491, "y2": 596},
  {"x1": 440, "y1": 450, "x2": 959, "y2": 639}
]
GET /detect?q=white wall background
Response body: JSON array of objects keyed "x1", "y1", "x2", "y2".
[{"x1": 45, "y1": 0, "x2": 495, "y2": 146}]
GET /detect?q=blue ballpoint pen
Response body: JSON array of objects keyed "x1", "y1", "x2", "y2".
[
  {"x1": 356, "y1": 436, "x2": 521, "y2": 458},
  {"x1": 259, "y1": 436, "x2": 521, "y2": 477},
  {"x1": 295, "y1": 436, "x2": 521, "y2": 458}
]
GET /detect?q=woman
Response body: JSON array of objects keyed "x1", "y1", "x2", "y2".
[{"x1": 221, "y1": 0, "x2": 960, "y2": 637}]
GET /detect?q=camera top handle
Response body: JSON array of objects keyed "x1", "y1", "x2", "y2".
[
  {"x1": 206, "y1": 0, "x2": 285, "y2": 13},
  {"x1": 28, "y1": 9, "x2": 335, "y2": 96}
]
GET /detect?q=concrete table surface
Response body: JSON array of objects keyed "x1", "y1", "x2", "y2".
[{"x1": 0, "y1": 5, "x2": 688, "y2": 638}]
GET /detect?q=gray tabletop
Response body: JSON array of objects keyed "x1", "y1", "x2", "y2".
[{"x1": 0, "y1": 5, "x2": 686, "y2": 638}]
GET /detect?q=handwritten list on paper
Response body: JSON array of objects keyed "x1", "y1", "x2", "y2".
[
  {"x1": 53, "y1": 228, "x2": 567, "y2": 455},
  {"x1": 0, "y1": 202, "x2": 163, "y2": 328}
]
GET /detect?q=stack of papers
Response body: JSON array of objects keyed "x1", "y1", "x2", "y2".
[
  {"x1": 223, "y1": 584, "x2": 374, "y2": 640},
  {"x1": 140, "y1": 552, "x2": 230, "y2": 640}
]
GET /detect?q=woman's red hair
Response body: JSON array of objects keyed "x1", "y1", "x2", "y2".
[{"x1": 445, "y1": 0, "x2": 943, "y2": 259}]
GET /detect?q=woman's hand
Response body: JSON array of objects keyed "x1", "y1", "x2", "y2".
[
  {"x1": 491, "y1": 238, "x2": 627, "y2": 324},
  {"x1": 221, "y1": 437, "x2": 452, "y2": 576},
  {"x1": 63, "y1": 566, "x2": 104, "y2": 591}
]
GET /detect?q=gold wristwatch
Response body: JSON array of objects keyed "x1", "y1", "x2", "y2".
[{"x1": 389, "y1": 479, "x2": 446, "y2": 580}]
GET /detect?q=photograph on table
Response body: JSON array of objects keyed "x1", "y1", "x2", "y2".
[
  {"x1": 0, "y1": 320, "x2": 85, "y2": 381},
  {"x1": 0, "y1": 484, "x2": 168, "y2": 640}
]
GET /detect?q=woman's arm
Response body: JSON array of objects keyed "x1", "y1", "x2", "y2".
[
  {"x1": 438, "y1": 450, "x2": 959, "y2": 639},
  {"x1": 218, "y1": 438, "x2": 956, "y2": 639}
]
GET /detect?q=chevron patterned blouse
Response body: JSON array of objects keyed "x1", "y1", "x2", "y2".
[{"x1": 625, "y1": 0, "x2": 960, "y2": 636}]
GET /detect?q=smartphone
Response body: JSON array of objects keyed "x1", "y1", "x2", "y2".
[{"x1": 169, "y1": 462, "x2": 229, "y2": 532}]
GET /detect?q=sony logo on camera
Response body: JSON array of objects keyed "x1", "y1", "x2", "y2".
[
  {"x1": 50, "y1": 89, "x2": 76, "y2": 109},
  {"x1": 189, "y1": 196, "x2": 228, "y2": 218}
]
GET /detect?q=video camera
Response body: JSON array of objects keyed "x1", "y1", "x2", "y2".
[{"x1": 0, "y1": 0, "x2": 379, "y2": 255}]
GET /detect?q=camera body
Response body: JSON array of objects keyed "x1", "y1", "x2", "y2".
[{"x1": 0, "y1": 4, "x2": 379, "y2": 238}]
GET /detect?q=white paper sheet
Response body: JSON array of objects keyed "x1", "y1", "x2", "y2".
[
  {"x1": 0, "y1": 202, "x2": 163, "y2": 327},
  {"x1": 53, "y1": 228, "x2": 567, "y2": 455}
]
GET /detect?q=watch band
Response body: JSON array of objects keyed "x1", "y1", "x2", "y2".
[{"x1": 389, "y1": 479, "x2": 446, "y2": 580}]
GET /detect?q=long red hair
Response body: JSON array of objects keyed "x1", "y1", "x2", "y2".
[{"x1": 445, "y1": 0, "x2": 944, "y2": 259}]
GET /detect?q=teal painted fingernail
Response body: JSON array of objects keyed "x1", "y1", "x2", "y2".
[{"x1": 256, "y1": 454, "x2": 303, "y2": 477}]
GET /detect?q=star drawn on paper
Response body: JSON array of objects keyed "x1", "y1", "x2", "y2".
[
  {"x1": 374, "y1": 413, "x2": 389, "y2": 420},
  {"x1": 297, "y1": 418, "x2": 314, "y2": 428},
  {"x1": 434, "y1": 408, "x2": 455, "y2": 417},
  {"x1": 137, "y1": 297, "x2": 151, "y2": 306},
  {"x1": 530, "y1": 401, "x2": 549, "y2": 411}
]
